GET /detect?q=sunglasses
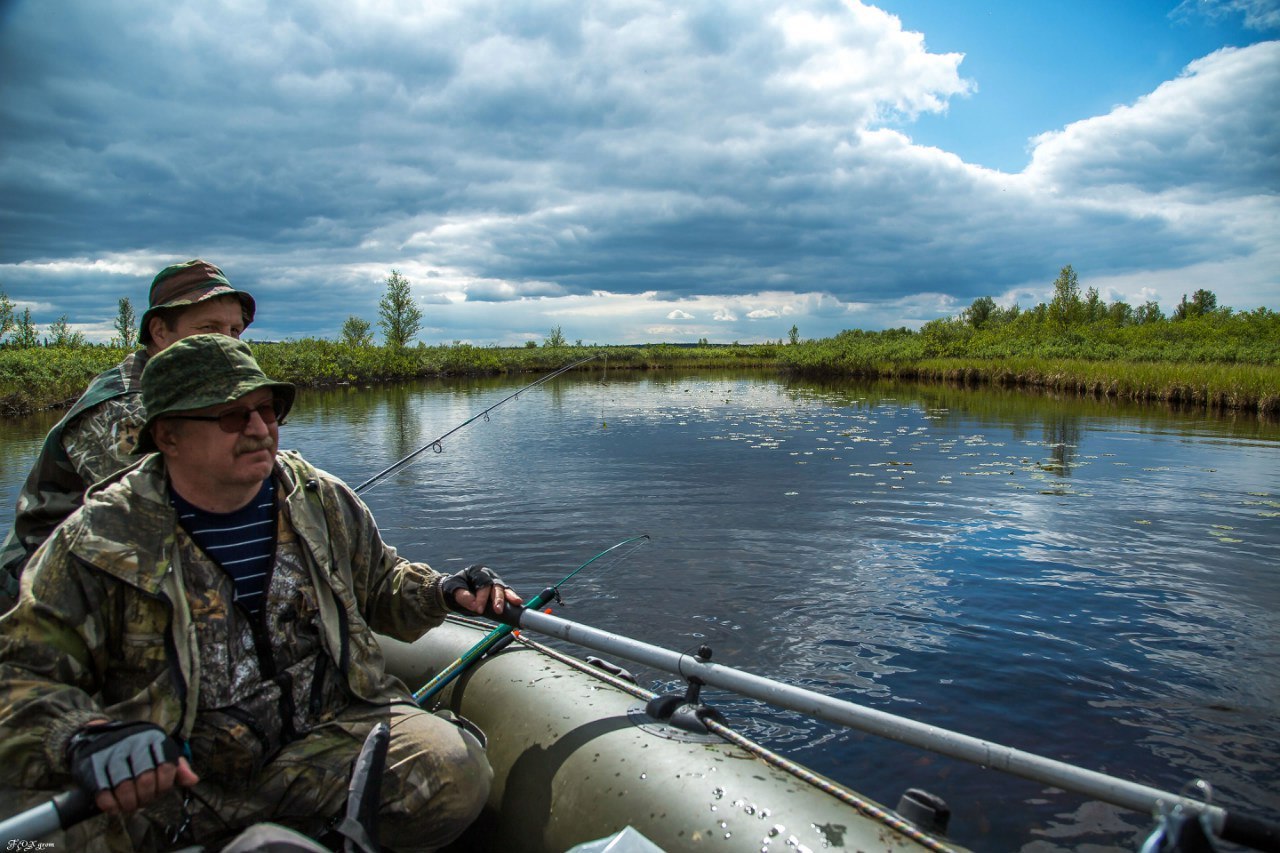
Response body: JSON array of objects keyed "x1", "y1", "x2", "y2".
[{"x1": 164, "y1": 398, "x2": 287, "y2": 433}]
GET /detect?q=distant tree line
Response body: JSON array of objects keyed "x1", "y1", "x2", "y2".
[
  {"x1": 1, "y1": 267, "x2": 580, "y2": 356},
  {"x1": 3, "y1": 258, "x2": 1278, "y2": 416},
  {"x1": 902, "y1": 264, "x2": 1277, "y2": 364},
  {"x1": 0, "y1": 291, "x2": 140, "y2": 350},
  {"x1": 951, "y1": 265, "x2": 1224, "y2": 332},
  {"x1": 1, "y1": 264, "x2": 1274, "y2": 366}
]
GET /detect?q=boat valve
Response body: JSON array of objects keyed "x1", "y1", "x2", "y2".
[{"x1": 895, "y1": 788, "x2": 951, "y2": 835}]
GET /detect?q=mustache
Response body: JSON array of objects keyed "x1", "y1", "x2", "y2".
[{"x1": 235, "y1": 436, "x2": 276, "y2": 455}]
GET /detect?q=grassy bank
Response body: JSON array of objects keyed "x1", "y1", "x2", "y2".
[
  {"x1": 770, "y1": 309, "x2": 1280, "y2": 413},
  {"x1": 0, "y1": 341, "x2": 782, "y2": 417},
  {"x1": 2, "y1": 337, "x2": 1277, "y2": 418},
  {"x1": 779, "y1": 355, "x2": 1280, "y2": 413}
]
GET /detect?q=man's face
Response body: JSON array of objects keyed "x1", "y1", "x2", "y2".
[
  {"x1": 155, "y1": 388, "x2": 279, "y2": 495},
  {"x1": 150, "y1": 295, "x2": 246, "y2": 351}
]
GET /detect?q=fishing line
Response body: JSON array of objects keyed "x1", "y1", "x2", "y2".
[
  {"x1": 413, "y1": 534, "x2": 651, "y2": 705},
  {"x1": 353, "y1": 354, "x2": 596, "y2": 495},
  {"x1": 548, "y1": 533, "x2": 650, "y2": 594}
]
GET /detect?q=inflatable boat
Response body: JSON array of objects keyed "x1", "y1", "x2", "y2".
[
  {"x1": 383, "y1": 607, "x2": 1280, "y2": 853},
  {"x1": 382, "y1": 614, "x2": 966, "y2": 853}
]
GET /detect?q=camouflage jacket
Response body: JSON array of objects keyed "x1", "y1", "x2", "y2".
[
  {"x1": 0, "y1": 450, "x2": 450, "y2": 791},
  {"x1": 0, "y1": 351, "x2": 149, "y2": 585}
]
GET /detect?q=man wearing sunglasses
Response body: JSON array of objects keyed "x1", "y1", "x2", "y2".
[
  {"x1": 0, "y1": 334, "x2": 519, "y2": 851},
  {"x1": 1, "y1": 260, "x2": 256, "y2": 606}
]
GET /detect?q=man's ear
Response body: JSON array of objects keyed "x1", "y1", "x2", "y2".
[
  {"x1": 147, "y1": 315, "x2": 173, "y2": 352},
  {"x1": 151, "y1": 420, "x2": 182, "y2": 455}
]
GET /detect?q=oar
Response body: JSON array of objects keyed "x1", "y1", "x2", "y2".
[
  {"x1": 412, "y1": 534, "x2": 650, "y2": 705},
  {"x1": 492, "y1": 604, "x2": 1280, "y2": 853},
  {"x1": 0, "y1": 788, "x2": 94, "y2": 846}
]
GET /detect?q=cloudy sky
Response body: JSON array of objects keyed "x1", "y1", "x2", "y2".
[{"x1": 1, "y1": 0, "x2": 1276, "y2": 346}]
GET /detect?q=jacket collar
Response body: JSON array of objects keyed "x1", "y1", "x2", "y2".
[{"x1": 65, "y1": 453, "x2": 303, "y2": 595}]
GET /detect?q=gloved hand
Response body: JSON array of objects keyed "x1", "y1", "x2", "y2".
[
  {"x1": 441, "y1": 564, "x2": 517, "y2": 615},
  {"x1": 67, "y1": 720, "x2": 194, "y2": 813}
]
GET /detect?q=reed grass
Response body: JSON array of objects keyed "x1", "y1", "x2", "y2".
[
  {"x1": 825, "y1": 357, "x2": 1280, "y2": 414},
  {"x1": 2, "y1": 339, "x2": 1276, "y2": 417}
]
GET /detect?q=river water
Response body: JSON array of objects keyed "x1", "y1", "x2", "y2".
[{"x1": 2, "y1": 370, "x2": 1278, "y2": 852}]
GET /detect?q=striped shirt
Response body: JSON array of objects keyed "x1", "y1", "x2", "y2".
[{"x1": 171, "y1": 478, "x2": 276, "y2": 617}]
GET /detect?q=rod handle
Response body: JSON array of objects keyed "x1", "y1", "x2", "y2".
[
  {"x1": 494, "y1": 600, "x2": 529, "y2": 629},
  {"x1": 492, "y1": 586, "x2": 553, "y2": 629},
  {"x1": 52, "y1": 788, "x2": 96, "y2": 829}
]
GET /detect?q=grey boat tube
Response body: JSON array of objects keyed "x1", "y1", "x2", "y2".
[
  {"x1": 382, "y1": 618, "x2": 961, "y2": 852},
  {"x1": 496, "y1": 603, "x2": 1279, "y2": 852}
]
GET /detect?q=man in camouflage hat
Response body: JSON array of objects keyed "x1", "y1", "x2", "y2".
[
  {"x1": 0, "y1": 334, "x2": 519, "y2": 852},
  {"x1": 0, "y1": 260, "x2": 256, "y2": 605}
]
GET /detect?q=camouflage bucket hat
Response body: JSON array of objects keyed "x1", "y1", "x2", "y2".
[
  {"x1": 135, "y1": 334, "x2": 295, "y2": 454},
  {"x1": 138, "y1": 259, "x2": 257, "y2": 345}
]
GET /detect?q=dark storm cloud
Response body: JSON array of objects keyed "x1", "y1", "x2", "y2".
[{"x1": 0, "y1": 1, "x2": 1276, "y2": 345}]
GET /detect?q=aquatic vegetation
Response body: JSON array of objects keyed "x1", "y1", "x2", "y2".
[
  {"x1": 776, "y1": 307, "x2": 1280, "y2": 414},
  {"x1": 2, "y1": 316, "x2": 1277, "y2": 416}
]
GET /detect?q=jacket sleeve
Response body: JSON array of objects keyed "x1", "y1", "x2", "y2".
[
  {"x1": 320, "y1": 475, "x2": 451, "y2": 642},
  {"x1": 0, "y1": 533, "x2": 113, "y2": 790},
  {"x1": 62, "y1": 394, "x2": 147, "y2": 485}
]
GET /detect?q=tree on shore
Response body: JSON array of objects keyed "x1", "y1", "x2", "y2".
[
  {"x1": 46, "y1": 315, "x2": 85, "y2": 347},
  {"x1": 544, "y1": 325, "x2": 566, "y2": 348},
  {"x1": 1083, "y1": 286, "x2": 1105, "y2": 323},
  {"x1": 1107, "y1": 301, "x2": 1133, "y2": 325},
  {"x1": 378, "y1": 270, "x2": 422, "y2": 348},
  {"x1": 1048, "y1": 265, "x2": 1081, "y2": 329},
  {"x1": 1173, "y1": 289, "x2": 1218, "y2": 320},
  {"x1": 114, "y1": 297, "x2": 138, "y2": 349},
  {"x1": 963, "y1": 296, "x2": 996, "y2": 329},
  {"x1": 0, "y1": 289, "x2": 14, "y2": 342},
  {"x1": 788, "y1": 324, "x2": 800, "y2": 344},
  {"x1": 341, "y1": 315, "x2": 374, "y2": 347},
  {"x1": 1135, "y1": 300, "x2": 1164, "y2": 324},
  {"x1": 11, "y1": 308, "x2": 39, "y2": 348}
]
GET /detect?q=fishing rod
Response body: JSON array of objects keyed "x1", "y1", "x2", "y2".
[
  {"x1": 412, "y1": 534, "x2": 650, "y2": 705},
  {"x1": 491, "y1": 604, "x2": 1280, "y2": 853},
  {"x1": 352, "y1": 354, "x2": 597, "y2": 495}
]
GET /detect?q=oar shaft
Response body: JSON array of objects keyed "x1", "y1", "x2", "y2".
[
  {"x1": 500, "y1": 606, "x2": 1256, "y2": 841},
  {"x1": 0, "y1": 801, "x2": 63, "y2": 844},
  {"x1": 0, "y1": 788, "x2": 94, "y2": 844}
]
